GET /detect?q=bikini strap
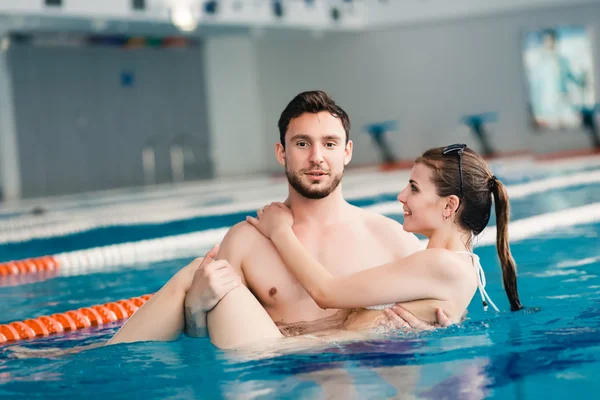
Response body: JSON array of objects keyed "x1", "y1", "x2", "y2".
[{"x1": 455, "y1": 251, "x2": 500, "y2": 312}]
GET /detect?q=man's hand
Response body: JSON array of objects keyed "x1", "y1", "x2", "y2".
[
  {"x1": 184, "y1": 244, "x2": 242, "y2": 337},
  {"x1": 381, "y1": 305, "x2": 453, "y2": 331}
]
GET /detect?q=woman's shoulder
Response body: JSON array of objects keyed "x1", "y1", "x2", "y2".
[{"x1": 407, "y1": 249, "x2": 474, "y2": 282}]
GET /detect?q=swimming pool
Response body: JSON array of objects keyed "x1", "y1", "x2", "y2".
[{"x1": 1, "y1": 156, "x2": 599, "y2": 399}]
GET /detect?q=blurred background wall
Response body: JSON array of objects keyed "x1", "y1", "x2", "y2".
[
  {"x1": 0, "y1": 0, "x2": 599, "y2": 200},
  {"x1": 253, "y1": 3, "x2": 600, "y2": 169},
  {"x1": 10, "y1": 43, "x2": 211, "y2": 198}
]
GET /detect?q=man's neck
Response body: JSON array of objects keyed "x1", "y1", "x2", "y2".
[{"x1": 285, "y1": 186, "x2": 351, "y2": 226}]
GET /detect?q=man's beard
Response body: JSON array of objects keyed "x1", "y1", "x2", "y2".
[{"x1": 286, "y1": 164, "x2": 344, "y2": 200}]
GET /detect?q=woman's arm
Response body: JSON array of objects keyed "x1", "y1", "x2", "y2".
[{"x1": 270, "y1": 226, "x2": 461, "y2": 310}]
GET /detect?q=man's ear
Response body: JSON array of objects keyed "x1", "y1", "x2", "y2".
[
  {"x1": 344, "y1": 140, "x2": 353, "y2": 166},
  {"x1": 275, "y1": 143, "x2": 286, "y2": 167}
]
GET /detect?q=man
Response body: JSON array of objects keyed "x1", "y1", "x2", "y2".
[{"x1": 184, "y1": 91, "x2": 449, "y2": 342}]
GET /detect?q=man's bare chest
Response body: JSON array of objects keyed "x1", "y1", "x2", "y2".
[{"x1": 242, "y1": 231, "x2": 396, "y2": 307}]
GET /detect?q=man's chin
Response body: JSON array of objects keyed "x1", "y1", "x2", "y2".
[
  {"x1": 300, "y1": 189, "x2": 331, "y2": 200},
  {"x1": 287, "y1": 170, "x2": 343, "y2": 200},
  {"x1": 295, "y1": 184, "x2": 335, "y2": 199}
]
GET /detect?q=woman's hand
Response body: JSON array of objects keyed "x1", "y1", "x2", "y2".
[
  {"x1": 246, "y1": 202, "x2": 294, "y2": 239},
  {"x1": 185, "y1": 245, "x2": 242, "y2": 314}
]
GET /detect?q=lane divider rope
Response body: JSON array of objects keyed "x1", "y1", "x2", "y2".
[
  {"x1": 0, "y1": 256, "x2": 58, "y2": 276},
  {"x1": 3, "y1": 200, "x2": 600, "y2": 279},
  {"x1": 0, "y1": 169, "x2": 395, "y2": 233},
  {"x1": 1, "y1": 201, "x2": 599, "y2": 282},
  {"x1": 0, "y1": 294, "x2": 153, "y2": 344},
  {"x1": 0, "y1": 227, "x2": 229, "y2": 277},
  {"x1": 0, "y1": 176, "x2": 401, "y2": 243},
  {"x1": 3, "y1": 169, "x2": 599, "y2": 245}
]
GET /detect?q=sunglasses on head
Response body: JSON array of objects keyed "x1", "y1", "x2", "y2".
[{"x1": 442, "y1": 144, "x2": 467, "y2": 198}]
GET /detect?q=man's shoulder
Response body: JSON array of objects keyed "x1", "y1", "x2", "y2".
[
  {"x1": 227, "y1": 220, "x2": 261, "y2": 236},
  {"x1": 356, "y1": 208, "x2": 422, "y2": 254},
  {"x1": 222, "y1": 221, "x2": 263, "y2": 245},
  {"x1": 358, "y1": 208, "x2": 405, "y2": 234},
  {"x1": 216, "y1": 221, "x2": 267, "y2": 277}
]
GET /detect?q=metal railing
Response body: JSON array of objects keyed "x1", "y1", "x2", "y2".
[
  {"x1": 141, "y1": 135, "x2": 163, "y2": 186},
  {"x1": 143, "y1": 133, "x2": 208, "y2": 185}
]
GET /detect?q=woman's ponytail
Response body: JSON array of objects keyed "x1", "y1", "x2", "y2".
[{"x1": 490, "y1": 176, "x2": 523, "y2": 311}]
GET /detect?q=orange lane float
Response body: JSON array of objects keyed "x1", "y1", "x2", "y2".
[
  {"x1": 0, "y1": 256, "x2": 59, "y2": 276},
  {"x1": 0, "y1": 294, "x2": 153, "y2": 344}
]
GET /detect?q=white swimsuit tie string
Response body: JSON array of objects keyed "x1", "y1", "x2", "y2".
[{"x1": 455, "y1": 251, "x2": 500, "y2": 312}]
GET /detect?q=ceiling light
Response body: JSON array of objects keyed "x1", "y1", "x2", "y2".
[{"x1": 171, "y1": 5, "x2": 198, "y2": 32}]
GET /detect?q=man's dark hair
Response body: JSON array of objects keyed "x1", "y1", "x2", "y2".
[{"x1": 277, "y1": 90, "x2": 351, "y2": 147}]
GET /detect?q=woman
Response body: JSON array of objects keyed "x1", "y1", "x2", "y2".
[{"x1": 109, "y1": 144, "x2": 522, "y2": 350}]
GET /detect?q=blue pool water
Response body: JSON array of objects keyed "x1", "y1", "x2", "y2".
[{"x1": 1, "y1": 164, "x2": 599, "y2": 399}]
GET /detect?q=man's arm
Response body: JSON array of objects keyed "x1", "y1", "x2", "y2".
[{"x1": 183, "y1": 222, "x2": 252, "y2": 337}]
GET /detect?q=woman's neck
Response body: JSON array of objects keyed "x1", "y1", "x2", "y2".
[{"x1": 426, "y1": 227, "x2": 472, "y2": 252}]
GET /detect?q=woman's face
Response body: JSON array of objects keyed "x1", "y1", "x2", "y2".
[{"x1": 397, "y1": 163, "x2": 448, "y2": 236}]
